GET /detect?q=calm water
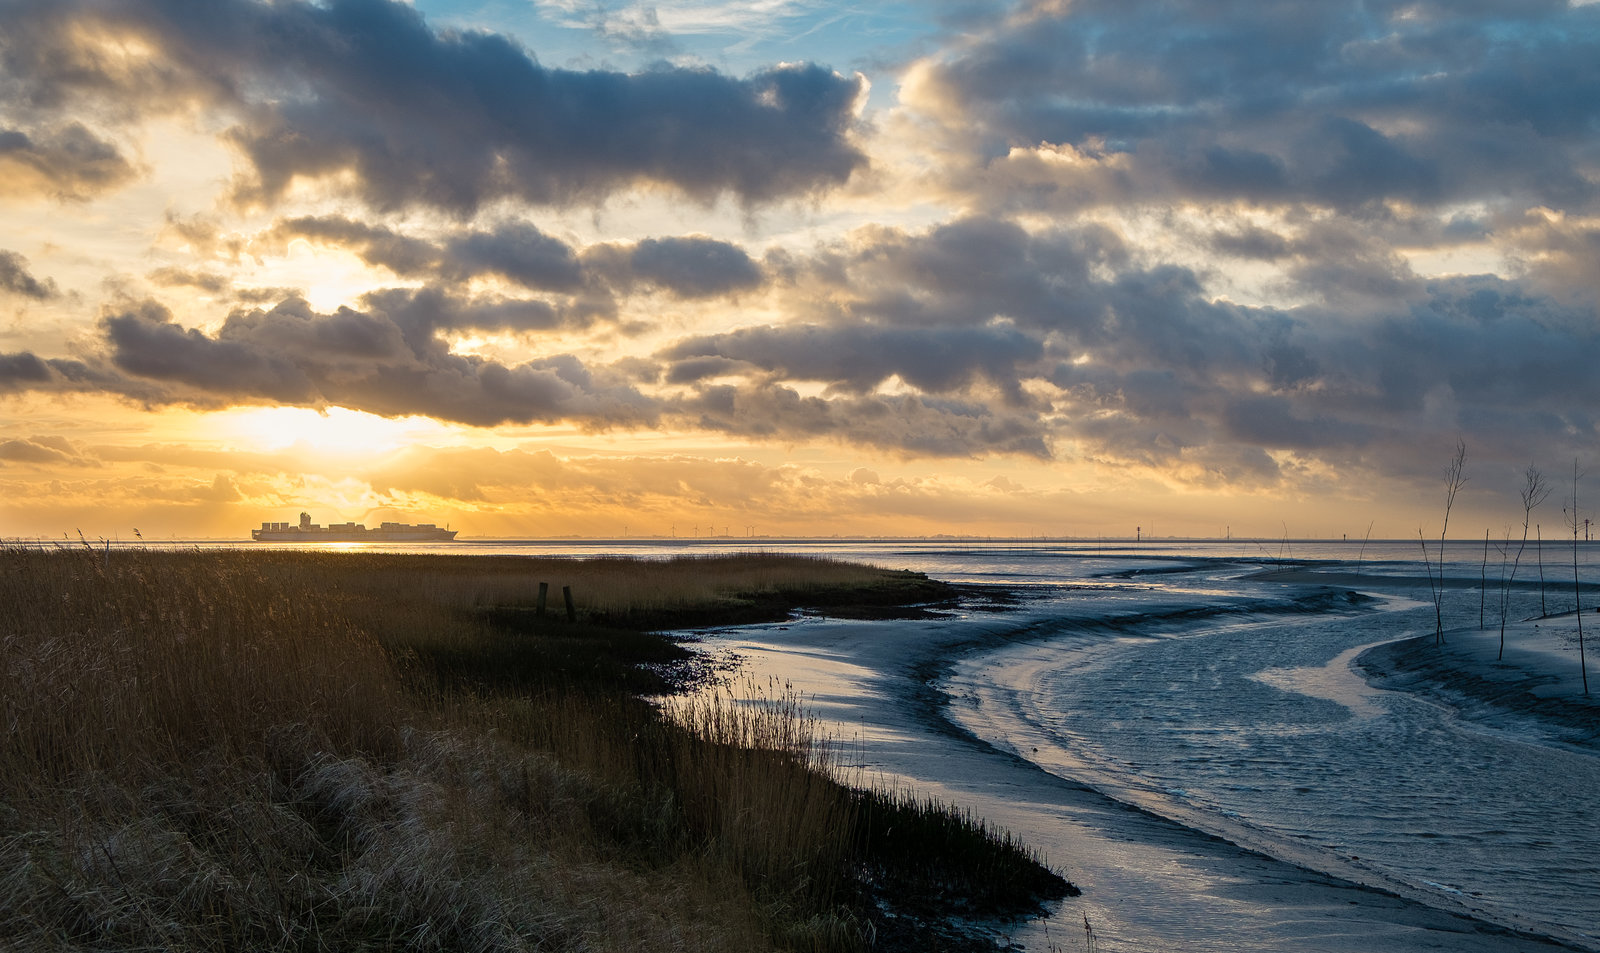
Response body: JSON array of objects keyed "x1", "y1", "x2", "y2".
[
  {"x1": 877, "y1": 542, "x2": 1596, "y2": 949},
  {"x1": 948, "y1": 570, "x2": 1599, "y2": 946}
]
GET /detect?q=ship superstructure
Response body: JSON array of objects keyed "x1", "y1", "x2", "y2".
[{"x1": 251, "y1": 512, "x2": 458, "y2": 542}]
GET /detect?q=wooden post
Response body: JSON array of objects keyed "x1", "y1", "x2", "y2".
[
  {"x1": 536, "y1": 581, "x2": 548, "y2": 617},
  {"x1": 562, "y1": 585, "x2": 576, "y2": 623}
]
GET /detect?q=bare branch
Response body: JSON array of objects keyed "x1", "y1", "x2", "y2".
[{"x1": 1430, "y1": 440, "x2": 1467, "y2": 645}]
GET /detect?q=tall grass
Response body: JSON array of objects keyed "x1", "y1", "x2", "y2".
[
  {"x1": 239, "y1": 550, "x2": 910, "y2": 617},
  {"x1": 2, "y1": 544, "x2": 409, "y2": 786},
  {"x1": 1, "y1": 546, "x2": 1068, "y2": 952}
]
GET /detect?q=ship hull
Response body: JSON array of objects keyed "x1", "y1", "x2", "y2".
[{"x1": 250, "y1": 529, "x2": 459, "y2": 542}]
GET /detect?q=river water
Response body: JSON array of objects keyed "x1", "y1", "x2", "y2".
[{"x1": 930, "y1": 545, "x2": 1600, "y2": 949}]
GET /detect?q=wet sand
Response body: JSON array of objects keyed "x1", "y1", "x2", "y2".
[{"x1": 1357, "y1": 611, "x2": 1600, "y2": 750}]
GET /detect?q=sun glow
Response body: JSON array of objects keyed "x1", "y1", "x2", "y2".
[{"x1": 218, "y1": 406, "x2": 455, "y2": 454}]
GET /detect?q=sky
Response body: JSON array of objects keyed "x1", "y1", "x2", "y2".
[{"x1": 1, "y1": 0, "x2": 1598, "y2": 540}]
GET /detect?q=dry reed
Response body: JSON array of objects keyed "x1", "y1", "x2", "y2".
[
  {"x1": 1, "y1": 545, "x2": 1066, "y2": 952},
  {"x1": 0, "y1": 546, "x2": 848, "y2": 951}
]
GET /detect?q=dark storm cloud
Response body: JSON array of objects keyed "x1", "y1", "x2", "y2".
[
  {"x1": 0, "y1": 250, "x2": 57, "y2": 299},
  {"x1": 923, "y1": 0, "x2": 1600, "y2": 215},
  {"x1": 0, "y1": 0, "x2": 866, "y2": 211}
]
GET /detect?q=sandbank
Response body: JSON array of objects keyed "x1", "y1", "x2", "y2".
[{"x1": 1357, "y1": 611, "x2": 1600, "y2": 751}]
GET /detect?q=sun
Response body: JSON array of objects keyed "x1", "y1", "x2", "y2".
[{"x1": 217, "y1": 406, "x2": 454, "y2": 455}]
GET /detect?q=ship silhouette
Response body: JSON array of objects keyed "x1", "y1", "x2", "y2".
[{"x1": 252, "y1": 512, "x2": 457, "y2": 542}]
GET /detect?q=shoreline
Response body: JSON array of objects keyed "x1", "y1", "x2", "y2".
[
  {"x1": 1355, "y1": 613, "x2": 1600, "y2": 751},
  {"x1": 691, "y1": 579, "x2": 1597, "y2": 952}
]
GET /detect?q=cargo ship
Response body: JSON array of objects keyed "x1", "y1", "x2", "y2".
[{"x1": 252, "y1": 512, "x2": 458, "y2": 542}]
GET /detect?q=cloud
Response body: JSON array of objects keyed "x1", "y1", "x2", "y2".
[
  {"x1": 2, "y1": 0, "x2": 866, "y2": 213},
  {"x1": 268, "y1": 215, "x2": 766, "y2": 301},
  {"x1": 8, "y1": 207, "x2": 1600, "y2": 480},
  {"x1": 605, "y1": 236, "x2": 765, "y2": 298},
  {"x1": 448, "y1": 224, "x2": 584, "y2": 291},
  {"x1": 0, "y1": 435, "x2": 86, "y2": 466},
  {"x1": 0, "y1": 351, "x2": 63, "y2": 391},
  {"x1": 0, "y1": 123, "x2": 138, "y2": 200},
  {"x1": 1220, "y1": 396, "x2": 1373, "y2": 452},
  {"x1": 101, "y1": 300, "x2": 324, "y2": 404},
  {"x1": 94, "y1": 292, "x2": 659, "y2": 428},
  {"x1": 537, "y1": 0, "x2": 813, "y2": 37},
  {"x1": 664, "y1": 322, "x2": 1044, "y2": 401},
  {"x1": 195, "y1": 473, "x2": 242, "y2": 502},
  {"x1": 1498, "y1": 211, "x2": 1600, "y2": 295},
  {"x1": 265, "y1": 216, "x2": 454, "y2": 278},
  {"x1": 1208, "y1": 225, "x2": 1293, "y2": 262},
  {"x1": 146, "y1": 267, "x2": 231, "y2": 294},
  {"x1": 0, "y1": 250, "x2": 58, "y2": 299},
  {"x1": 4, "y1": 271, "x2": 1061, "y2": 460},
  {"x1": 910, "y1": 0, "x2": 1600, "y2": 217},
  {"x1": 568, "y1": 4, "x2": 681, "y2": 58},
  {"x1": 679, "y1": 383, "x2": 1052, "y2": 458},
  {"x1": 694, "y1": 216, "x2": 1600, "y2": 474}
]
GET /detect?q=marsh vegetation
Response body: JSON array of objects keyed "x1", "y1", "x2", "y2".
[{"x1": 0, "y1": 546, "x2": 1071, "y2": 952}]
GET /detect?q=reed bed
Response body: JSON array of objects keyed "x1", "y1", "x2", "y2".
[
  {"x1": 219, "y1": 550, "x2": 908, "y2": 617},
  {"x1": 0, "y1": 545, "x2": 1069, "y2": 952}
]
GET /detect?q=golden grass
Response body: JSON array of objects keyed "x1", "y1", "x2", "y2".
[
  {"x1": 1, "y1": 545, "x2": 1065, "y2": 952},
  {"x1": 237, "y1": 550, "x2": 899, "y2": 616},
  {"x1": 2, "y1": 545, "x2": 408, "y2": 786},
  {"x1": 0, "y1": 546, "x2": 873, "y2": 951}
]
